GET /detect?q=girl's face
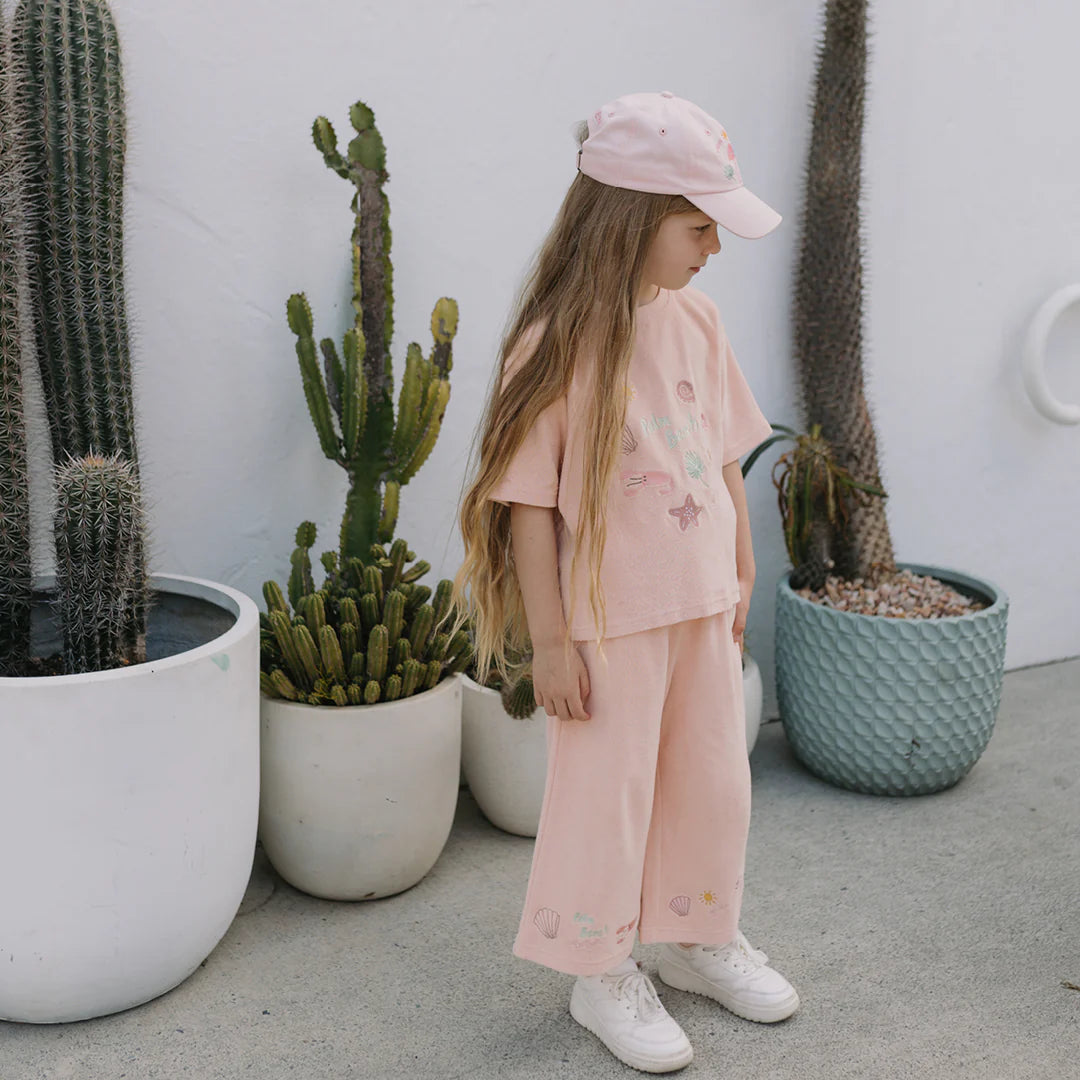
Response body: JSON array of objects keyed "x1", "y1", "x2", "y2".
[{"x1": 639, "y1": 210, "x2": 722, "y2": 300}]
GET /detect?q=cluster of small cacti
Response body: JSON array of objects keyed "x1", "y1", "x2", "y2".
[
  {"x1": 288, "y1": 100, "x2": 458, "y2": 570},
  {"x1": 260, "y1": 531, "x2": 473, "y2": 707},
  {"x1": 0, "y1": 0, "x2": 150, "y2": 677}
]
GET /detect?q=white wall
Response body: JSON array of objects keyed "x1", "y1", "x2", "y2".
[{"x1": 19, "y1": 0, "x2": 1079, "y2": 720}]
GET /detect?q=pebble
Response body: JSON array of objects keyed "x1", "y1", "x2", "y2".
[{"x1": 794, "y1": 568, "x2": 988, "y2": 619}]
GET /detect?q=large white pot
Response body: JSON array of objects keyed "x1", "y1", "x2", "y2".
[
  {"x1": 743, "y1": 651, "x2": 763, "y2": 755},
  {"x1": 461, "y1": 673, "x2": 547, "y2": 837},
  {"x1": 258, "y1": 672, "x2": 463, "y2": 900},
  {"x1": 461, "y1": 655, "x2": 764, "y2": 839},
  {"x1": 0, "y1": 574, "x2": 261, "y2": 1024}
]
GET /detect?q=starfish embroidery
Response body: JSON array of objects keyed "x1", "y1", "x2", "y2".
[{"x1": 669, "y1": 494, "x2": 703, "y2": 530}]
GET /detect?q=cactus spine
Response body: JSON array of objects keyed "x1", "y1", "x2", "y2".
[
  {"x1": 11, "y1": 0, "x2": 151, "y2": 673},
  {"x1": 0, "y1": 5, "x2": 33, "y2": 676},
  {"x1": 289, "y1": 100, "x2": 459, "y2": 571}
]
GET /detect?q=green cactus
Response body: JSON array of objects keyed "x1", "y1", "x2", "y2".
[
  {"x1": 501, "y1": 676, "x2": 538, "y2": 721},
  {"x1": 0, "y1": 5, "x2": 33, "y2": 677},
  {"x1": 260, "y1": 523, "x2": 473, "y2": 707},
  {"x1": 11, "y1": 0, "x2": 151, "y2": 673},
  {"x1": 287, "y1": 100, "x2": 458, "y2": 572},
  {"x1": 51, "y1": 451, "x2": 151, "y2": 673}
]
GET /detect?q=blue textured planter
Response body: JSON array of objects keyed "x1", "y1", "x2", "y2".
[{"x1": 775, "y1": 562, "x2": 1009, "y2": 796}]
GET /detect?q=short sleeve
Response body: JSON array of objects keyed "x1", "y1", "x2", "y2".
[
  {"x1": 719, "y1": 330, "x2": 773, "y2": 467},
  {"x1": 486, "y1": 324, "x2": 566, "y2": 508}
]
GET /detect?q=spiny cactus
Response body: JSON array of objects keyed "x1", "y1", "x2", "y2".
[
  {"x1": 793, "y1": 0, "x2": 894, "y2": 585},
  {"x1": 13, "y1": 0, "x2": 137, "y2": 467},
  {"x1": 288, "y1": 100, "x2": 458, "y2": 571},
  {"x1": 500, "y1": 675, "x2": 538, "y2": 720},
  {"x1": 10, "y1": 0, "x2": 151, "y2": 674},
  {"x1": 260, "y1": 529, "x2": 473, "y2": 707},
  {"x1": 52, "y1": 450, "x2": 152, "y2": 673},
  {"x1": 0, "y1": 5, "x2": 33, "y2": 677}
]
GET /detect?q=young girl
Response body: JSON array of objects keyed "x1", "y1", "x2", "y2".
[{"x1": 449, "y1": 91, "x2": 799, "y2": 1074}]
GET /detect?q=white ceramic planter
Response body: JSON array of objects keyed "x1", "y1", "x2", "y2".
[
  {"x1": 460, "y1": 673, "x2": 547, "y2": 837},
  {"x1": 259, "y1": 672, "x2": 463, "y2": 900},
  {"x1": 461, "y1": 655, "x2": 764, "y2": 838},
  {"x1": 742, "y1": 651, "x2": 763, "y2": 755},
  {"x1": 0, "y1": 574, "x2": 261, "y2": 1024}
]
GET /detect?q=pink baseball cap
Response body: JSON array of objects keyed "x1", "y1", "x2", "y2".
[{"x1": 577, "y1": 90, "x2": 782, "y2": 239}]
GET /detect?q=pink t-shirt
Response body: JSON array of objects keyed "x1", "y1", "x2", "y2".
[{"x1": 487, "y1": 284, "x2": 774, "y2": 641}]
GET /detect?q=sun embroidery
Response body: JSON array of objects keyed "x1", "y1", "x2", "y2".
[
  {"x1": 699, "y1": 890, "x2": 718, "y2": 907},
  {"x1": 669, "y1": 494, "x2": 704, "y2": 530},
  {"x1": 624, "y1": 382, "x2": 637, "y2": 401}
]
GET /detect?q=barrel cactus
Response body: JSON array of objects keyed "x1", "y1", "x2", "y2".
[
  {"x1": 288, "y1": 99, "x2": 458, "y2": 572},
  {"x1": 260, "y1": 530, "x2": 473, "y2": 707}
]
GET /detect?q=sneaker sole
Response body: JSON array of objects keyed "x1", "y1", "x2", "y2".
[
  {"x1": 569, "y1": 981, "x2": 694, "y2": 1074},
  {"x1": 656, "y1": 955, "x2": 800, "y2": 1024}
]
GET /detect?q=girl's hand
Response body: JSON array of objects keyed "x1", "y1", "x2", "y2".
[
  {"x1": 532, "y1": 641, "x2": 591, "y2": 722},
  {"x1": 733, "y1": 576, "x2": 754, "y2": 653}
]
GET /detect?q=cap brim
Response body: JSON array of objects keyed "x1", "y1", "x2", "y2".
[{"x1": 687, "y1": 187, "x2": 782, "y2": 239}]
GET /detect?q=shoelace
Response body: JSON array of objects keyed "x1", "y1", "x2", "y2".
[
  {"x1": 605, "y1": 966, "x2": 664, "y2": 1022},
  {"x1": 696, "y1": 930, "x2": 769, "y2": 972}
]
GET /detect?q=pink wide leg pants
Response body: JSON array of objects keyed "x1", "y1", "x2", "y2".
[{"x1": 512, "y1": 605, "x2": 752, "y2": 976}]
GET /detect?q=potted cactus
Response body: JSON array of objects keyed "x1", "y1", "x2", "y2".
[
  {"x1": 742, "y1": 0, "x2": 1007, "y2": 798},
  {"x1": 0, "y1": 0, "x2": 260, "y2": 1024},
  {"x1": 257, "y1": 101, "x2": 472, "y2": 901}
]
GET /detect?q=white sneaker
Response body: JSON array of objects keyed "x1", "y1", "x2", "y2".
[
  {"x1": 656, "y1": 929, "x2": 800, "y2": 1023},
  {"x1": 569, "y1": 956, "x2": 694, "y2": 1073}
]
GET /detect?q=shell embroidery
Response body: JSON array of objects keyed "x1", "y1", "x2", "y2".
[
  {"x1": 621, "y1": 424, "x2": 638, "y2": 455},
  {"x1": 669, "y1": 895, "x2": 691, "y2": 917},
  {"x1": 676, "y1": 380, "x2": 695, "y2": 404},
  {"x1": 533, "y1": 907, "x2": 561, "y2": 939}
]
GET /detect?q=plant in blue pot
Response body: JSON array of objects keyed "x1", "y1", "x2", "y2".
[{"x1": 740, "y1": 0, "x2": 1009, "y2": 796}]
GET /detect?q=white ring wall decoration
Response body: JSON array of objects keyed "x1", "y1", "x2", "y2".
[{"x1": 1022, "y1": 284, "x2": 1080, "y2": 425}]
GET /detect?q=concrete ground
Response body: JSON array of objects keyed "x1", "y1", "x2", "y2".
[{"x1": 3, "y1": 657, "x2": 1078, "y2": 1080}]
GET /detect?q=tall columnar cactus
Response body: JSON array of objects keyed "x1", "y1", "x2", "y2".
[
  {"x1": 288, "y1": 100, "x2": 458, "y2": 570},
  {"x1": 0, "y1": 6, "x2": 33, "y2": 677},
  {"x1": 260, "y1": 530, "x2": 473, "y2": 707},
  {"x1": 12, "y1": 0, "x2": 151, "y2": 672},
  {"x1": 793, "y1": 0, "x2": 895, "y2": 588}
]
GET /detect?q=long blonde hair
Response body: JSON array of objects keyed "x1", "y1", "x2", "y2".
[{"x1": 444, "y1": 126, "x2": 698, "y2": 686}]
